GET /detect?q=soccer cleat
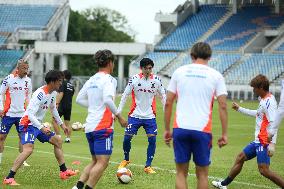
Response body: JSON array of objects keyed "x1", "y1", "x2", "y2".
[
  {"x1": 60, "y1": 169, "x2": 79, "y2": 180},
  {"x1": 71, "y1": 186, "x2": 79, "y2": 189},
  {"x1": 23, "y1": 161, "x2": 30, "y2": 167},
  {"x1": 65, "y1": 138, "x2": 71, "y2": 143},
  {"x1": 118, "y1": 160, "x2": 130, "y2": 169},
  {"x1": 212, "y1": 181, "x2": 227, "y2": 189},
  {"x1": 144, "y1": 166, "x2": 156, "y2": 174},
  {"x1": 3, "y1": 178, "x2": 20, "y2": 186}
]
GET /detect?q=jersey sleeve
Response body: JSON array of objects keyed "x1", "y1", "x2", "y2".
[
  {"x1": 76, "y1": 79, "x2": 90, "y2": 107},
  {"x1": 155, "y1": 76, "x2": 166, "y2": 108},
  {"x1": 0, "y1": 75, "x2": 10, "y2": 110},
  {"x1": 117, "y1": 76, "x2": 134, "y2": 113},
  {"x1": 215, "y1": 73, "x2": 228, "y2": 97},
  {"x1": 49, "y1": 93, "x2": 63, "y2": 126},
  {"x1": 167, "y1": 70, "x2": 178, "y2": 94},
  {"x1": 238, "y1": 107, "x2": 257, "y2": 117}
]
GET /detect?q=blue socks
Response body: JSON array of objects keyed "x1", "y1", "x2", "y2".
[
  {"x1": 123, "y1": 135, "x2": 132, "y2": 161},
  {"x1": 146, "y1": 136, "x2": 156, "y2": 167}
]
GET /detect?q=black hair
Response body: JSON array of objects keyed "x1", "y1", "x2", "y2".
[
  {"x1": 94, "y1": 50, "x2": 114, "y2": 68},
  {"x1": 45, "y1": 70, "x2": 64, "y2": 84},
  {"x1": 63, "y1": 70, "x2": 72, "y2": 80},
  {"x1": 190, "y1": 42, "x2": 212, "y2": 60},
  {"x1": 140, "y1": 58, "x2": 154, "y2": 68}
]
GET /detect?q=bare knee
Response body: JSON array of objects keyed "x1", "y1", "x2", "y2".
[
  {"x1": 236, "y1": 152, "x2": 246, "y2": 163},
  {"x1": 51, "y1": 135, "x2": 63, "y2": 148},
  {"x1": 23, "y1": 145, "x2": 34, "y2": 155}
]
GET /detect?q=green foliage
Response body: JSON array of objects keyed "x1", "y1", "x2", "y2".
[
  {"x1": 67, "y1": 8, "x2": 135, "y2": 76},
  {"x1": 1, "y1": 99, "x2": 284, "y2": 188}
]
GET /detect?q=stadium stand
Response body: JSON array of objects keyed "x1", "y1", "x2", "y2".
[
  {"x1": 0, "y1": 50, "x2": 24, "y2": 77},
  {"x1": 154, "y1": 5, "x2": 229, "y2": 51},
  {"x1": 276, "y1": 42, "x2": 284, "y2": 51},
  {"x1": 0, "y1": 4, "x2": 58, "y2": 32},
  {"x1": 206, "y1": 5, "x2": 284, "y2": 51}
]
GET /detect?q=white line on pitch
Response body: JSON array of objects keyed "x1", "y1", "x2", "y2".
[{"x1": 4, "y1": 145, "x2": 278, "y2": 189}]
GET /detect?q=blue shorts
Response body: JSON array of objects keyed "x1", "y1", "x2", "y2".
[
  {"x1": 125, "y1": 116, "x2": 157, "y2": 135},
  {"x1": 19, "y1": 125, "x2": 55, "y2": 145},
  {"x1": 243, "y1": 142, "x2": 270, "y2": 165},
  {"x1": 86, "y1": 129, "x2": 113, "y2": 156},
  {"x1": 173, "y1": 128, "x2": 212, "y2": 166},
  {"x1": 0, "y1": 116, "x2": 21, "y2": 134}
]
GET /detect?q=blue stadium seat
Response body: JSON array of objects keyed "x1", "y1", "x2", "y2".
[
  {"x1": 0, "y1": 4, "x2": 58, "y2": 32},
  {"x1": 0, "y1": 50, "x2": 24, "y2": 77}
]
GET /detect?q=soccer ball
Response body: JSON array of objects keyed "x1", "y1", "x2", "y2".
[
  {"x1": 71, "y1": 122, "x2": 83, "y2": 131},
  {"x1": 116, "y1": 168, "x2": 132, "y2": 184}
]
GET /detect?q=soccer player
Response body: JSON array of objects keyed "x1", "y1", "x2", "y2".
[
  {"x1": 3, "y1": 70, "x2": 78, "y2": 186},
  {"x1": 164, "y1": 42, "x2": 228, "y2": 189},
  {"x1": 72, "y1": 50, "x2": 127, "y2": 189},
  {"x1": 117, "y1": 57, "x2": 166, "y2": 174},
  {"x1": 0, "y1": 59, "x2": 32, "y2": 166},
  {"x1": 52, "y1": 70, "x2": 75, "y2": 143},
  {"x1": 212, "y1": 74, "x2": 284, "y2": 189}
]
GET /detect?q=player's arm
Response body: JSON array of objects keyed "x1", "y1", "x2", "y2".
[
  {"x1": 232, "y1": 102, "x2": 257, "y2": 117},
  {"x1": 103, "y1": 79, "x2": 127, "y2": 127},
  {"x1": 24, "y1": 80, "x2": 33, "y2": 106},
  {"x1": 117, "y1": 77, "x2": 133, "y2": 113},
  {"x1": 0, "y1": 76, "x2": 9, "y2": 117},
  {"x1": 164, "y1": 91, "x2": 175, "y2": 147},
  {"x1": 156, "y1": 78, "x2": 166, "y2": 109},
  {"x1": 269, "y1": 88, "x2": 284, "y2": 136},
  {"x1": 76, "y1": 80, "x2": 89, "y2": 107},
  {"x1": 49, "y1": 95, "x2": 66, "y2": 133}
]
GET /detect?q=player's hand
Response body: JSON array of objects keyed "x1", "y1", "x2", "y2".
[
  {"x1": 217, "y1": 135, "x2": 228, "y2": 148},
  {"x1": 41, "y1": 126, "x2": 51, "y2": 135},
  {"x1": 268, "y1": 143, "x2": 275, "y2": 157},
  {"x1": 232, "y1": 102, "x2": 239, "y2": 111},
  {"x1": 61, "y1": 124, "x2": 70, "y2": 136},
  {"x1": 267, "y1": 133, "x2": 274, "y2": 143},
  {"x1": 163, "y1": 130, "x2": 172, "y2": 147},
  {"x1": 0, "y1": 110, "x2": 4, "y2": 118},
  {"x1": 116, "y1": 114, "x2": 128, "y2": 127}
]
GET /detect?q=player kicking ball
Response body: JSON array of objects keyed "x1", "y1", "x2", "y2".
[
  {"x1": 3, "y1": 70, "x2": 78, "y2": 186},
  {"x1": 212, "y1": 74, "x2": 284, "y2": 189}
]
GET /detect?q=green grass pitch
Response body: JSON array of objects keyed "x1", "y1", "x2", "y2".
[{"x1": 0, "y1": 97, "x2": 283, "y2": 189}]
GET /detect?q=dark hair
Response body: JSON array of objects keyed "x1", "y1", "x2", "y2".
[
  {"x1": 94, "y1": 50, "x2": 114, "y2": 68},
  {"x1": 190, "y1": 42, "x2": 212, "y2": 60},
  {"x1": 45, "y1": 70, "x2": 64, "y2": 84},
  {"x1": 63, "y1": 70, "x2": 72, "y2": 80},
  {"x1": 250, "y1": 74, "x2": 269, "y2": 91},
  {"x1": 140, "y1": 58, "x2": 154, "y2": 68}
]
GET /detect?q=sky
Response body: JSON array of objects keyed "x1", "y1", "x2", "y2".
[{"x1": 69, "y1": 0, "x2": 186, "y2": 44}]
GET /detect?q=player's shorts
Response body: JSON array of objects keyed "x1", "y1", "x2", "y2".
[
  {"x1": 19, "y1": 125, "x2": 55, "y2": 145},
  {"x1": 86, "y1": 129, "x2": 113, "y2": 155},
  {"x1": 125, "y1": 116, "x2": 157, "y2": 135},
  {"x1": 173, "y1": 128, "x2": 212, "y2": 166},
  {"x1": 58, "y1": 108, "x2": 71, "y2": 121},
  {"x1": 0, "y1": 116, "x2": 21, "y2": 134},
  {"x1": 243, "y1": 142, "x2": 270, "y2": 165}
]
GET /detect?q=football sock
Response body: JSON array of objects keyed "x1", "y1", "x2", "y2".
[
  {"x1": 7, "y1": 170, "x2": 16, "y2": 179},
  {"x1": 76, "y1": 181, "x2": 84, "y2": 189},
  {"x1": 85, "y1": 185, "x2": 92, "y2": 189},
  {"x1": 59, "y1": 163, "x2": 67, "y2": 172},
  {"x1": 146, "y1": 136, "x2": 156, "y2": 167},
  {"x1": 0, "y1": 153, "x2": 2, "y2": 164},
  {"x1": 221, "y1": 176, "x2": 233, "y2": 186},
  {"x1": 123, "y1": 135, "x2": 132, "y2": 161}
]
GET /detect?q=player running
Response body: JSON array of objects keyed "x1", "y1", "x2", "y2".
[
  {"x1": 3, "y1": 70, "x2": 78, "y2": 186},
  {"x1": 0, "y1": 59, "x2": 32, "y2": 167},
  {"x1": 117, "y1": 57, "x2": 166, "y2": 174},
  {"x1": 212, "y1": 74, "x2": 284, "y2": 189}
]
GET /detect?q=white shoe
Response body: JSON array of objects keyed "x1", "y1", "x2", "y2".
[
  {"x1": 71, "y1": 186, "x2": 78, "y2": 189},
  {"x1": 23, "y1": 161, "x2": 30, "y2": 167},
  {"x1": 212, "y1": 181, "x2": 227, "y2": 189},
  {"x1": 65, "y1": 138, "x2": 71, "y2": 143}
]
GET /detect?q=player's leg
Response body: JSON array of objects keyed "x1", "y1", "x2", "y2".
[
  {"x1": 143, "y1": 118, "x2": 157, "y2": 173},
  {"x1": 196, "y1": 165, "x2": 209, "y2": 189},
  {"x1": 85, "y1": 155, "x2": 110, "y2": 188},
  {"x1": 176, "y1": 162, "x2": 189, "y2": 189},
  {"x1": 212, "y1": 142, "x2": 254, "y2": 188},
  {"x1": 15, "y1": 118, "x2": 30, "y2": 166},
  {"x1": 256, "y1": 143, "x2": 284, "y2": 187},
  {"x1": 52, "y1": 118, "x2": 61, "y2": 135},
  {"x1": 0, "y1": 116, "x2": 14, "y2": 164},
  {"x1": 63, "y1": 108, "x2": 72, "y2": 143},
  {"x1": 119, "y1": 116, "x2": 139, "y2": 169}
]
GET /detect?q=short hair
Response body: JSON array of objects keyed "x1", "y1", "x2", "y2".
[
  {"x1": 140, "y1": 58, "x2": 154, "y2": 68},
  {"x1": 45, "y1": 70, "x2": 64, "y2": 84},
  {"x1": 94, "y1": 50, "x2": 114, "y2": 68},
  {"x1": 17, "y1": 59, "x2": 28, "y2": 67},
  {"x1": 63, "y1": 70, "x2": 72, "y2": 80},
  {"x1": 250, "y1": 74, "x2": 269, "y2": 91},
  {"x1": 190, "y1": 42, "x2": 212, "y2": 60}
]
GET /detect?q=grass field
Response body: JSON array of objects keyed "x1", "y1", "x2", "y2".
[{"x1": 1, "y1": 97, "x2": 284, "y2": 189}]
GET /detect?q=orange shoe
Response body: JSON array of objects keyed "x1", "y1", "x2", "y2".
[
  {"x1": 3, "y1": 178, "x2": 20, "y2": 186},
  {"x1": 118, "y1": 160, "x2": 130, "y2": 169},
  {"x1": 59, "y1": 169, "x2": 79, "y2": 180},
  {"x1": 144, "y1": 166, "x2": 156, "y2": 174}
]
